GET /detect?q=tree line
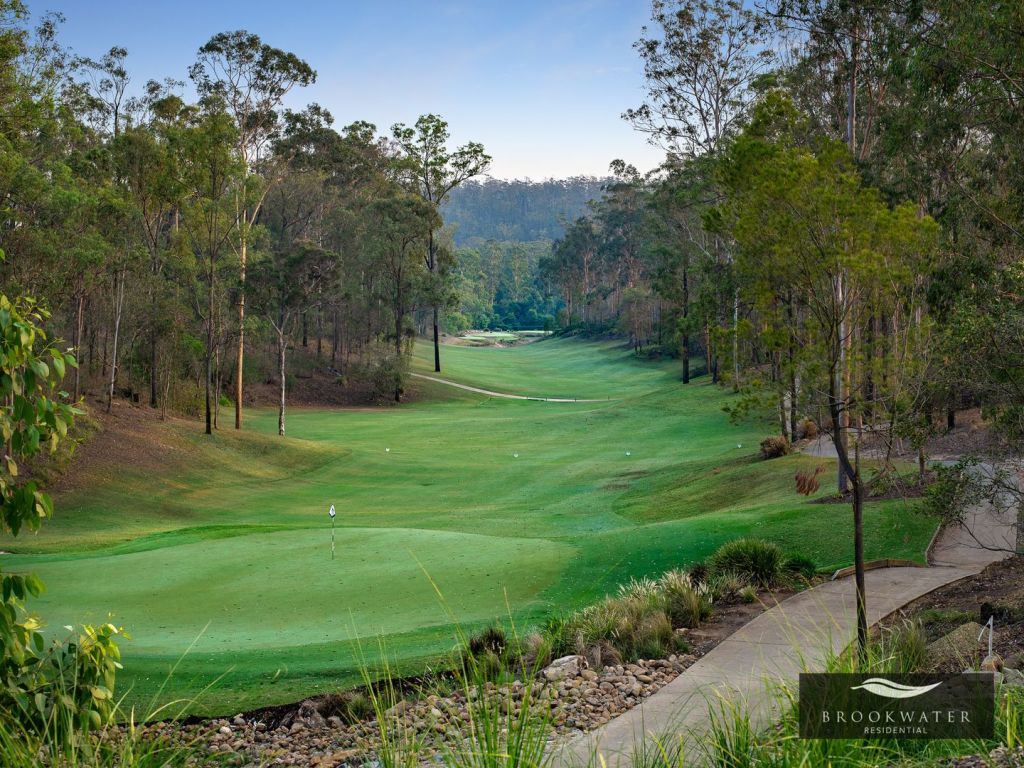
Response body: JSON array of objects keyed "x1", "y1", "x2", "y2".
[
  {"x1": 541, "y1": 0, "x2": 1023, "y2": 656},
  {"x1": 0, "y1": 0, "x2": 489, "y2": 434},
  {"x1": 443, "y1": 177, "x2": 609, "y2": 246}
]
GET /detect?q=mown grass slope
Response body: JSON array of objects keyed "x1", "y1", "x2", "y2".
[{"x1": 3, "y1": 337, "x2": 935, "y2": 714}]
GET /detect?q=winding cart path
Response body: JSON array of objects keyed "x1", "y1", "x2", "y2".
[
  {"x1": 410, "y1": 372, "x2": 610, "y2": 402},
  {"x1": 554, "y1": 488, "x2": 1016, "y2": 767}
]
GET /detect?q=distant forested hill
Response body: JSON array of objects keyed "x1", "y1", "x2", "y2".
[{"x1": 443, "y1": 177, "x2": 609, "y2": 245}]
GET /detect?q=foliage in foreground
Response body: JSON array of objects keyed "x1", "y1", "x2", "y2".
[
  {"x1": 362, "y1": 623, "x2": 552, "y2": 768},
  {"x1": 0, "y1": 294, "x2": 125, "y2": 746},
  {"x1": 695, "y1": 622, "x2": 1017, "y2": 768}
]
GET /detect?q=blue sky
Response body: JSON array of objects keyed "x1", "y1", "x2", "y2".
[{"x1": 37, "y1": 0, "x2": 666, "y2": 179}]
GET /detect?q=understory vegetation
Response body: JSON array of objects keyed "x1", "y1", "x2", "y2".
[{"x1": 463, "y1": 538, "x2": 816, "y2": 678}]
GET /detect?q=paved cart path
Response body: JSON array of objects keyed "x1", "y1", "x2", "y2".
[
  {"x1": 410, "y1": 372, "x2": 611, "y2": 402},
  {"x1": 554, "y1": 492, "x2": 1016, "y2": 767}
]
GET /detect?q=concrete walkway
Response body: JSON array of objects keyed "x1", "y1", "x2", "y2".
[
  {"x1": 554, "y1": 496, "x2": 1016, "y2": 767},
  {"x1": 410, "y1": 373, "x2": 610, "y2": 403}
]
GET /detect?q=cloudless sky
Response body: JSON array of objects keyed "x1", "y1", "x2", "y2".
[{"x1": 35, "y1": 0, "x2": 667, "y2": 180}]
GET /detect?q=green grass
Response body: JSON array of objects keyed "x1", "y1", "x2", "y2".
[
  {"x1": 461, "y1": 331, "x2": 520, "y2": 342},
  {"x1": 412, "y1": 337, "x2": 670, "y2": 399},
  {"x1": 2, "y1": 337, "x2": 936, "y2": 715}
]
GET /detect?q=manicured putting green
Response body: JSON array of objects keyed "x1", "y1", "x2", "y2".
[
  {"x1": 29, "y1": 527, "x2": 569, "y2": 653},
  {"x1": 3, "y1": 337, "x2": 936, "y2": 715}
]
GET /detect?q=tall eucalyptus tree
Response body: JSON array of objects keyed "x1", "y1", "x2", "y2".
[
  {"x1": 190, "y1": 30, "x2": 315, "y2": 429},
  {"x1": 391, "y1": 115, "x2": 490, "y2": 372}
]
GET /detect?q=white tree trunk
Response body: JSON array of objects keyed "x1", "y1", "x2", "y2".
[
  {"x1": 106, "y1": 267, "x2": 126, "y2": 414},
  {"x1": 278, "y1": 328, "x2": 287, "y2": 437}
]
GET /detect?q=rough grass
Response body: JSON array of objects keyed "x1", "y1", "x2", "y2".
[{"x1": 2, "y1": 338, "x2": 936, "y2": 716}]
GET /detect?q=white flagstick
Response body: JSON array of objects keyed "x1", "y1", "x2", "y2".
[{"x1": 329, "y1": 504, "x2": 337, "y2": 560}]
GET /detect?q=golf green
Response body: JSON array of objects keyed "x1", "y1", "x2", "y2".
[{"x1": 2, "y1": 338, "x2": 937, "y2": 715}]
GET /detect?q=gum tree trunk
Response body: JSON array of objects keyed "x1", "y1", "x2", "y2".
[
  {"x1": 235, "y1": 236, "x2": 246, "y2": 431},
  {"x1": 106, "y1": 267, "x2": 126, "y2": 414},
  {"x1": 278, "y1": 326, "x2": 287, "y2": 436}
]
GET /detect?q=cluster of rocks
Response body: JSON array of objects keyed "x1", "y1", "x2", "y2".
[
  {"x1": 137, "y1": 653, "x2": 695, "y2": 767},
  {"x1": 542, "y1": 653, "x2": 692, "y2": 731},
  {"x1": 950, "y1": 746, "x2": 1024, "y2": 767}
]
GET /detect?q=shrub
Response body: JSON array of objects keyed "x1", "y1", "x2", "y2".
[
  {"x1": 321, "y1": 690, "x2": 374, "y2": 724},
  {"x1": 709, "y1": 538, "x2": 786, "y2": 588},
  {"x1": 881, "y1": 620, "x2": 928, "y2": 674},
  {"x1": 0, "y1": 297, "x2": 127, "y2": 745},
  {"x1": 783, "y1": 554, "x2": 818, "y2": 581},
  {"x1": 471, "y1": 650, "x2": 506, "y2": 683},
  {"x1": 672, "y1": 634, "x2": 691, "y2": 654},
  {"x1": 616, "y1": 577, "x2": 665, "y2": 613},
  {"x1": 518, "y1": 632, "x2": 552, "y2": 672},
  {"x1": 923, "y1": 458, "x2": 984, "y2": 524},
  {"x1": 686, "y1": 560, "x2": 709, "y2": 586},
  {"x1": 658, "y1": 569, "x2": 713, "y2": 628},
  {"x1": 759, "y1": 435, "x2": 791, "y2": 459},
  {"x1": 707, "y1": 570, "x2": 748, "y2": 602},
  {"x1": 798, "y1": 418, "x2": 819, "y2": 439},
  {"x1": 634, "y1": 612, "x2": 675, "y2": 660},
  {"x1": 582, "y1": 639, "x2": 622, "y2": 670},
  {"x1": 540, "y1": 614, "x2": 573, "y2": 659},
  {"x1": 738, "y1": 585, "x2": 758, "y2": 604},
  {"x1": 462, "y1": 625, "x2": 511, "y2": 682},
  {"x1": 557, "y1": 591, "x2": 676, "y2": 664},
  {"x1": 466, "y1": 625, "x2": 507, "y2": 659}
]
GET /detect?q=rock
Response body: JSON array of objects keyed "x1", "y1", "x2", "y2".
[
  {"x1": 1004, "y1": 667, "x2": 1024, "y2": 687},
  {"x1": 219, "y1": 726, "x2": 232, "y2": 736},
  {"x1": 927, "y1": 622, "x2": 987, "y2": 667},
  {"x1": 982, "y1": 653, "x2": 1004, "y2": 672},
  {"x1": 299, "y1": 699, "x2": 327, "y2": 727},
  {"x1": 385, "y1": 700, "x2": 411, "y2": 717},
  {"x1": 581, "y1": 669, "x2": 598, "y2": 681},
  {"x1": 543, "y1": 655, "x2": 585, "y2": 682}
]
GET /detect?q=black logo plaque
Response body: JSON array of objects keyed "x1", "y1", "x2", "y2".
[{"x1": 799, "y1": 673, "x2": 994, "y2": 739}]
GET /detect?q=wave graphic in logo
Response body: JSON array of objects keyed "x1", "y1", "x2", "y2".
[{"x1": 850, "y1": 678, "x2": 943, "y2": 699}]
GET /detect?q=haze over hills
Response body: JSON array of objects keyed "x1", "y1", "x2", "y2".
[
  {"x1": 442, "y1": 176, "x2": 610, "y2": 246},
  {"x1": 441, "y1": 177, "x2": 612, "y2": 330}
]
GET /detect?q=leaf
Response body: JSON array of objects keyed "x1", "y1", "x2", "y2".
[
  {"x1": 50, "y1": 351, "x2": 65, "y2": 379},
  {"x1": 90, "y1": 685, "x2": 111, "y2": 701},
  {"x1": 25, "y1": 573, "x2": 44, "y2": 597}
]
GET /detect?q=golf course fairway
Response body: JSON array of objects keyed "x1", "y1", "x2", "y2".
[{"x1": 2, "y1": 338, "x2": 936, "y2": 715}]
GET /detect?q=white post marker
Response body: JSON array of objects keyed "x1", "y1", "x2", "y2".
[
  {"x1": 978, "y1": 615, "x2": 994, "y2": 658},
  {"x1": 329, "y1": 504, "x2": 337, "y2": 560}
]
